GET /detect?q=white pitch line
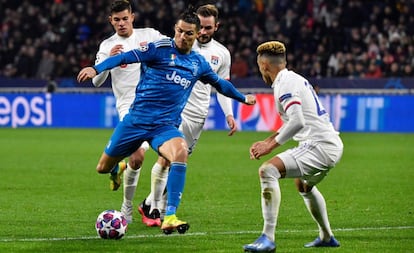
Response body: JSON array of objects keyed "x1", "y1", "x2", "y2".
[{"x1": 1, "y1": 226, "x2": 413, "y2": 243}]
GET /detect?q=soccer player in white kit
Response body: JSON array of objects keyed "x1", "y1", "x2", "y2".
[
  {"x1": 137, "y1": 4, "x2": 237, "y2": 227},
  {"x1": 91, "y1": 0, "x2": 165, "y2": 223},
  {"x1": 243, "y1": 41, "x2": 343, "y2": 252}
]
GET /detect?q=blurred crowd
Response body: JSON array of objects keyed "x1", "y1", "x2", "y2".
[{"x1": 1, "y1": 0, "x2": 413, "y2": 82}]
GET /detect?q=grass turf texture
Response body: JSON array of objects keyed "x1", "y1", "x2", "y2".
[{"x1": 0, "y1": 128, "x2": 413, "y2": 252}]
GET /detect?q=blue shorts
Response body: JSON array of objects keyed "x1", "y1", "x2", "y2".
[{"x1": 105, "y1": 114, "x2": 184, "y2": 157}]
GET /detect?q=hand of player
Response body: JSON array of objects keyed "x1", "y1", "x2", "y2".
[
  {"x1": 249, "y1": 141, "x2": 272, "y2": 160},
  {"x1": 77, "y1": 67, "x2": 97, "y2": 83},
  {"x1": 226, "y1": 115, "x2": 237, "y2": 136},
  {"x1": 110, "y1": 44, "x2": 124, "y2": 56},
  {"x1": 245, "y1": 94, "x2": 256, "y2": 105}
]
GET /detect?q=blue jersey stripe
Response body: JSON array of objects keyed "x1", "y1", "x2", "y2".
[
  {"x1": 279, "y1": 93, "x2": 292, "y2": 103},
  {"x1": 153, "y1": 38, "x2": 173, "y2": 48}
]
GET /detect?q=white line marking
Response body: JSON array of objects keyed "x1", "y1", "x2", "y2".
[{"x1": 1, "y1": 226, "x2": 413, "y2": 242}]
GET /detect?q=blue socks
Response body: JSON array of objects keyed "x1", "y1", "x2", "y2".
[
  {"x1": 110, "y1": 163, "x2": 119, "y2": 176},
  {"x1": 165, "y1": 162, "x2": 187, "y2": 216}
]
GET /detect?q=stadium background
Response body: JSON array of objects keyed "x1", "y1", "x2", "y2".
[{"x1": 0, "y1": 0, "x2": 413, "y2": 131}]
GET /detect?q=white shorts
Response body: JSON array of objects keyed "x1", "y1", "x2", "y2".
[
  {"x1": 277, "y1": 136, "x2": 343, "y2": 186},
  {"x1": 179, "y1": 116, "x2": 204, "y2": 155}
]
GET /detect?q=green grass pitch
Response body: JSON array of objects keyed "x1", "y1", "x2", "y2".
[{"x1": 0, "y1": 128, "x2": 413, "y2": 252}]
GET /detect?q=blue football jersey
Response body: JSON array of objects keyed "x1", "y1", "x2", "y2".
[{"x1": 94, "y1": 38, "x2": 245, "y2": 127}]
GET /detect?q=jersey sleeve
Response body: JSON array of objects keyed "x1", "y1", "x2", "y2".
[
  {"x1": 275, "y1": 104, "x2": 305, "y2": 144},
  {"x1": 216, "y1": 48, "x2": 231, "y2": 80},
  {"x1": 149, "y1": 28, "x2": 168, "y2": 41},
  {"x1": 274, "y1": 80, "x2": 305, "y2": 144},
  {"x1": 92, "y1": 42, "x2": 110, "y2": 87},
  {"x1": 94, "y1": 42, "x2": 158, "y2": 74},
  {"x1": 212, "y1": 78, "x2": 245, "y2": 103},
  {"x1": 215, "y1": 49, "x2": 233, "y2": 116}
]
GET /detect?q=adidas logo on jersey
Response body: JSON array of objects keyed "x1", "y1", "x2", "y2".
[{"x1": 166, "y1": 71, "x2": 191, "y2": 89}]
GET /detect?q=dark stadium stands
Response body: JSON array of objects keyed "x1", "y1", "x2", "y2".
[{"x1": 1, "y1": 0, "x2": 413, "y2": 86}]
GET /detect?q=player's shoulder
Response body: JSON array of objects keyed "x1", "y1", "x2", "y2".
[
  {"x1": 133, "y1": 27, "x2": 161, "y2": 36},
  {"x1": 152, "y1": 37, "x2": 173, "y2": 48},
  {"x1": 191, "y1": 50, "x2": 211, "y2": 67},
  {"x1": 99, "y1": 33, "x2": 118, "y2": 47},
  {"x1": 203, "y1": 40, "x2": 229, "y2": 59},
  {"x1": 210, "y1": 39, "x2": 230, "y2": 54},
  {"x1": 280, "y1": 69, "x2": 308, "y2": 87}
]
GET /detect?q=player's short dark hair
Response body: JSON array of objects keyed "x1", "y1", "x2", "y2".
[
  {"x1": 197, "y1": 4, "x2": 219, "y2": 23},
  {"x1": 177, "y1": 6, "x2": 201, "y2": 30},
  {"x1": 110, "y1": 0, "x2": 132, "y2": 14}
]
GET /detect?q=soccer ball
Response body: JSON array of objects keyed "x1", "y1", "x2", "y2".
[{"x1": 95, "y1": 210, "x2": 128, "y2": 239}]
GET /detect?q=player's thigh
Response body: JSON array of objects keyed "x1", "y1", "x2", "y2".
[
  {"x1": 281, "y1": 140, "x2": 343, "y2": 186},
  {"x1": 96, "y1": 152, "x2": 124, "y2": 173},
  {"x1": 158, "y1": 137, "x2": 188, "y2": 163},
  {"x1": 105, "y1": 116, "x2": 146, "y2": 157},
  {"x1": 277, "y1": 141, "x2": 330, "y2": 180},
  {"x1": 263, "y1": 156, "x2": 287, "y2": 178},
  {"x1": 151, "y1": 126, "x2": 187, "y2": 162},
  {"x1": 179, "y1": 118, "x2": 203, "y2": 154}
]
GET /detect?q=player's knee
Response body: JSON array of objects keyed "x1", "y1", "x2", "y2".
[
  {"x1": 173, "y1": 145, "x2": 188, "y2": 162},
  {"x1": 295, "y1": 178, "x2": 313, "y2": 193},
  {"x1": 129, "y1": 149, "x2": 145, "y2": 169},
  {"x1": 128, "y1": 157, "x2": 143, "y2": 170},
  {"x1": 259, "y1": 162, "x2": 281, "y2": 179},
  {"x1": 96, "y1": 163, "x2": 107, "y2": 174}
]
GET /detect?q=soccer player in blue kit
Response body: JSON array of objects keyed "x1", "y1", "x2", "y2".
[{"x1": 77, "y1": 7, "x2": 256, "y2": 234}]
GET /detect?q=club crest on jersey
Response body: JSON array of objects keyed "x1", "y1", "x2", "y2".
[
  {"x1": 138, "y1": 42, "x2": 149, "y2": 52},
  {"x1": 210, "y1": 55, "x2": 219, "y2": 65},
  {"x1": 169, "y1": 54, "x2": 176, "y2": 66},
  {"x1": 192, "y1": 62, "x2": 199, "y2": 76}
]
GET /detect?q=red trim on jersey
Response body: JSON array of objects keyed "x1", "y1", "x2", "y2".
[{"x1": 285, "y1": 101, "x2": 301, "y2": 111}]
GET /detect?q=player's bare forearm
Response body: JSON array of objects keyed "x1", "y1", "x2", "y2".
[
  {"x1": 249, "y1": 133, "x2": 280, "y2": 160},
  {"x1": 264, "y1": 132, "x2": 279, "y2": 143}
]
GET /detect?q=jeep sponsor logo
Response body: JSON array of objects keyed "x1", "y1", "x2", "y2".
[{"x1": 166, "y1": 71, "x2": 191, "y2": 89}]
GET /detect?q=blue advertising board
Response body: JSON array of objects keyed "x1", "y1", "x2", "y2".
[{"x1": 0, "y1": 92, "x2": 413, "y2": 132}]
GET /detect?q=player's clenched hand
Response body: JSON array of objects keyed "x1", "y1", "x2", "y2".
[
  {"x1": 77, "y1": 67, "x2": 97, "y2": 83},
  {"x1": 245, "y1": 94, "x2": 256, "y2": 105}
]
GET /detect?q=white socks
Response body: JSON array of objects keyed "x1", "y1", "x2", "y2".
[
  {"x1": 300, "y1": 187, "x2": 333, "y2": 240},
  {"x1": 146, "y1": 162, "x2": 169, "y2": 213},
  {"x1": 123, "y1": 164, "x2": 141, "y2": 204},
  {"x1": 259, "y1": 163, "x2": 281, "y2": 242}
]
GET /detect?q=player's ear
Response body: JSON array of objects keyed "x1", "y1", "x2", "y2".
[
  {"x1": 131, "y1": 12, "x2": 135, "y2": 22},
  {"x1": 215, "y1": 22, "x2": 219, "y2": 32}
]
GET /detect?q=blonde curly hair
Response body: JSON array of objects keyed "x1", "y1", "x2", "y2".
[{"x1": 256, "y1": 41, "x2": 286, "y2": 55}]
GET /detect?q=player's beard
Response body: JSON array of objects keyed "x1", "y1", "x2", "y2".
[{"x1": 197, "y1": 34, "x2": 211, "y2": 44}]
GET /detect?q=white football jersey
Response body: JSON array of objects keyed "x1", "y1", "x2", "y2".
[
  {"x1": 182, "y1": 39, "x2": 233, "y2": 123},
  {"x1": 273, "y1": 69, "x2": 339, "y2": 143},
  {"x1": 93, "y1": 28, "x2": 165, "y2": 119}
]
